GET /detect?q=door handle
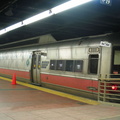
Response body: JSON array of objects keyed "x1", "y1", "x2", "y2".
[
  {"x1": 33, "y1": 65, "x2": 36, "y2": 68},
  {"x1": 38, "y1": 65, "x2": 40, "y2": 69}
]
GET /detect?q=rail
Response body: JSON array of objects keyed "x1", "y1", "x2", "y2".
[{"x1": 98, "y1": 75, "x2": 120, "y2": 103}]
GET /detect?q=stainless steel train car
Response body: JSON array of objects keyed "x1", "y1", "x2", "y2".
[{"x1": 0, "y1": 33, "x2": 120, "y2": 100}]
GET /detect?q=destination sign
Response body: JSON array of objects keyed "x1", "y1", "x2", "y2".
[{"x1": 100, "y1": 41, "x2": 111, "y2": 47}]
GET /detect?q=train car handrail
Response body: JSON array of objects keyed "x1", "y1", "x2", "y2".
[
  {"x1": 99, "y1": 74, "x2": 120, "y2": 81},
  {"x1": 98, "y1": 77, "x2": 120, "y2": 103},
  {"x1": 100, "y1": 78, "x2": 120, "y2": 81}
]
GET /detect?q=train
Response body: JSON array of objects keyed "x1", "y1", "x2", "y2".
[{"x1": 0, "y1": 32, "x2": 120, "y2": 101}]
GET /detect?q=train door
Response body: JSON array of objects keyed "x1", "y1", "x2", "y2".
[
  {"x1": 31, "y1": 51, "x2": 41, "y2": 85},
  {"x1": 88, "y1": 54, "x2": 100, "y2": 99}
]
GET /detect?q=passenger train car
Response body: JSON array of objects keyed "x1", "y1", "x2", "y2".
[{"x1": 0, "y1": 32, "x2": 120, "y2": 100}]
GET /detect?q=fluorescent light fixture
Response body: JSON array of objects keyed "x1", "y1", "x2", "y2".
[
  {"x1": 23, "y1": 10, "x2": 53, "y2": 25},
  {"x1": 0, "y1": 0, "x2": 92, "y2": 35},
  {"x1": 0, "y1": 29, "x2": 7, "y2": 35},
  {"x1": 6, "y1": 22, "x2": 23, "y2": 32},
  {"x1": 52, "y1": 0, "x2": 92, "y2": 14}
]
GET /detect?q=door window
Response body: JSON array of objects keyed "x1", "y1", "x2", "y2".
[
  {"x1": 38, "y1": 55, "x2": 41, "y2": 69},
  {"x1": 33, "y1": 54, "x2": 36, "y2": 69},
  {"x1": 88, "y1": 54, "x2": 98, "y2": 74}
]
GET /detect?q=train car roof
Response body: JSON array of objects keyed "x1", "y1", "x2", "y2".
[{"x1": 1, "y1": 32, "x2": 120, "y2": 52}]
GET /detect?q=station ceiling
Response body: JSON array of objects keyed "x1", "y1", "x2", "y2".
[{"x1": 0, "y1": 0, "x2": 120, "y2": 45}]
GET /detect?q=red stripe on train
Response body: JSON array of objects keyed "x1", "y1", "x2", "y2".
[
  {"x1": 0, "y1": 68, "x2": 30, "y2": 79},
  {"x1": 0, "y1": 68, "x2": 98, "y2": 92},
  {"x1": 41, "y1": 74, "x2": 98, "y2": 92}
]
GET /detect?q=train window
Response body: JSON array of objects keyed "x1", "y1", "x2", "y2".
[
  {"x1": 56, "y1": 60, "x2": 65, "y2": 71},
  {"x1": 50, "y1": 60, "x2": 56, "y2": 70},
  {"x1": 88, "y1": 54, "x2": 98, "y2": 74},
  {"x1": 65, "y1": 60, "x2": 74, "y2": 72},
  {"x1": 114, "y1": 50, "x2": 120, "y2": 65},
  {"x1": 112, "y1": 47, "x2": 120, "y2": 74},
  {"x1": 74, "y1": 60, "x2": 83, "y2": 72}
]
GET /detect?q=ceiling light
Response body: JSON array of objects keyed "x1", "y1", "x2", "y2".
[
  {"x1": 0, "y1": 0, "x2": 92, "y2": 35},
  {"x1": 6, "y1": 22, "x2": 23, "y2": 32},
  {"x1": 23, "y1": 10, "x2": 53, "y2": 25},
  {"x1": 0, "y1": 29, "x2": 7, "y2": 35},
  {"x1": 52, "y1": 0, "x2": 92, "y2": 14}
]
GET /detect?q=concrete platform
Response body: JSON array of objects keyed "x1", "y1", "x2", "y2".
[{"x1": 0, "y1": 77, "x2": 120, "y2": 120}]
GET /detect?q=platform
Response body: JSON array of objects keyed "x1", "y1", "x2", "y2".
[{"x1": 0, "y1": 77, "x2": 120, "y2": 120}]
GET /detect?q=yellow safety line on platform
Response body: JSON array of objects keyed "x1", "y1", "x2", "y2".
[{"x1": 0, "y1": 76, "x2": 99, "y2": 105}]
